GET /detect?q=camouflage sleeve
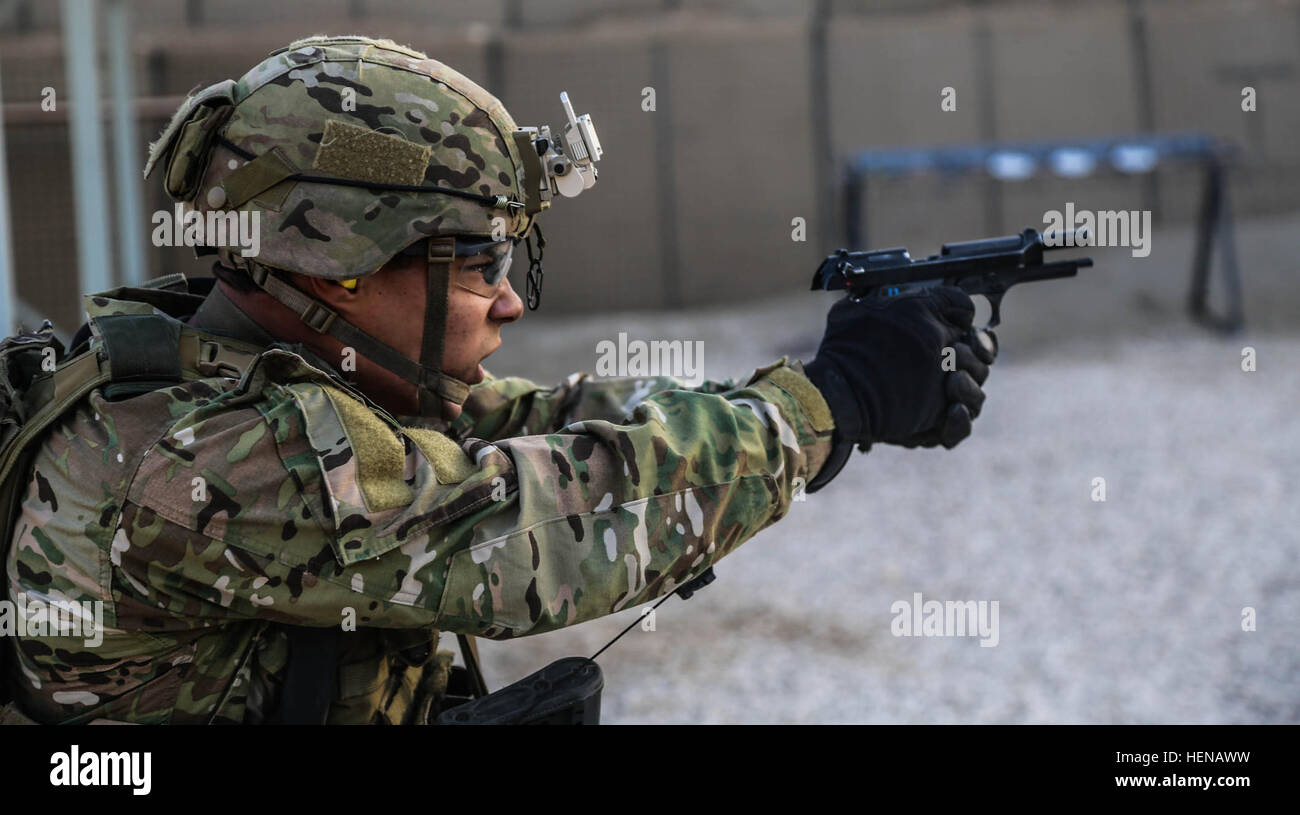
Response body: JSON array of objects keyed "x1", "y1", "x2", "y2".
[
  {"x1": 119, "y1": 353, "x2": 833, "y2": 640},
  {"x1": 450, "y1": 368, "x2": 741, "y2": 442}
]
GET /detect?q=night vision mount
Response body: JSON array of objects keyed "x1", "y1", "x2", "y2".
[{"x1": 513, "y1": 92, "x2": 603, "y2": 214}]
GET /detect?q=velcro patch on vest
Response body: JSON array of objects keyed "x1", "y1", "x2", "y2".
[
  {"x1": 403, "y1": 427, "x2": 474, "y2": 485},
  {"x1": 312, "y1": 120, "x2": 431, "y2": 188},
  {"x1": 319, "y1": 384, "x2": 413, "y2": 513}
]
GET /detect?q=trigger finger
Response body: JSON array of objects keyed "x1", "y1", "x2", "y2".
[{"x1": 964, "y1": 329, "x2": 997, "y2": 365}]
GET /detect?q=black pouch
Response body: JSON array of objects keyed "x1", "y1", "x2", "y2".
[
  {"x1": 436, "y1": 657, "x2": 602, "y2": 726},
  {"x1": 0, "y1": 321, "x2": 64, "y2": 430}
]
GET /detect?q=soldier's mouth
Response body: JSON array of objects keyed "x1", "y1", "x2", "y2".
[{"x1": 476, "y1": 340, "x2": 502, "y2": 379}]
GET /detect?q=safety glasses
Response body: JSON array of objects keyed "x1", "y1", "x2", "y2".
[
  {"x1": 399, "y1": 236, "x2": 516, "y2": 299},
  {"x1": 452, "y1": 238, "x2": 515, "y2": 298}
]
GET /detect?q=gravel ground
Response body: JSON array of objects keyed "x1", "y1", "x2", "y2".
[{"x1": 461, "y1": 216, "x2": 1299, "y2": 724}]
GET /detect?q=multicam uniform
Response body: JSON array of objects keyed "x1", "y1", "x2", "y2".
[
  {"x1": 2, "y1": 34, "x2": 836, "y2": 724},
  {"x1": 4, "y1": 285, "x2": 833, "y2": 723}
]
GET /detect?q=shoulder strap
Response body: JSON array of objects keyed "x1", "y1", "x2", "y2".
[
  {"x1": 97, "y1": 314, "x2": 185, "y2": 400},
  {"x1": 96, "y1": 313, "x2": 263, "y2": 402},
  {"x1": 0, "y1": 349, "x2": 109, "y2": 488}
]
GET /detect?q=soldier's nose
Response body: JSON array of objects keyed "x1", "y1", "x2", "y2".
[{"x1": 492, "y1": 278, "x2": 524, "y2": 323}]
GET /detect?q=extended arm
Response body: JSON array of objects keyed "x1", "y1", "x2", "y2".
[
  {"x1": 449, "y1": 368, "x2": 741, "y2": 442},
  {"x1": 118, "y1": 353, "x2": 833, "y2": 640}
]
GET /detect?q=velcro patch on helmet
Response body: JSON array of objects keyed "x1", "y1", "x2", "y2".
[{"x1": 312, "y1": 120, "x2": 431, "y2": 187}]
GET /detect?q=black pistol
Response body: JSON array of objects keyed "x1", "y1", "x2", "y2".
[{"x1": 811, "y1": 227, "x2": 1093, "y2": 328}]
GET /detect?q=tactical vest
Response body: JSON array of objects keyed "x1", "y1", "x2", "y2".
[{"x1": 0, "y1": 274, "x2": 481, "y2": 725}]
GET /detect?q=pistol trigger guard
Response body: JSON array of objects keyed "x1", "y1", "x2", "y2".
[{"x1": 983, "y1": 292, "x2": 1004, "y2": 329}]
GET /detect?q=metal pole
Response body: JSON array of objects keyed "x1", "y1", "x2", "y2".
[
  {"x1": 106, "y1": 0, "x2": 146, "y2": 286},
  {"x1": 61, "y1": 0, "x2": 114, "y2": 295},
  {"x1": 1216, "y1": 164, "x2": 1244, "y2": 333},
  {"x1": 0, "y1": 61, "x2": 15, "y2": 334},
  {"x1": 1126, "y1": 0, "x2": 1160, "y2": 224}
]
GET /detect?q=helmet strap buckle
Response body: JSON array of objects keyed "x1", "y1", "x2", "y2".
[
  {"x1": 299, "y1": 301, "x2": 338, "y2": 333},
  {"x1": 426, "y1": 236, "x2": 456, "y2": 263}
]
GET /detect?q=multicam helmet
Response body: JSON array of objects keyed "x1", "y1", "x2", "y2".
[{"x1": 144, "y1": 35, "x2": 602, "y2": 419}]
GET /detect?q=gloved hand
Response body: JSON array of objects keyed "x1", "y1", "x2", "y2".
[{"x1": 802, "y1": 287, "x2": 996, "y2": 490}]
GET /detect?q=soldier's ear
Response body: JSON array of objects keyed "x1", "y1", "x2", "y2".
[{"x1": 297, "y1": 273, "x2": 356, "y2": 305}]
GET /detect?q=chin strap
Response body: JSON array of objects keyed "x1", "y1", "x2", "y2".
[
  {"x1": 228, "y1": 241, "x2": 471, "y2": 421},
  {"x1": 419, "y1": 237, "x2": 456, "y2": 416}
]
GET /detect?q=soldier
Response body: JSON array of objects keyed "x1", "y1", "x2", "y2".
[{"x1": 1, "y1": 36, "x2": 992, "y2": 724}]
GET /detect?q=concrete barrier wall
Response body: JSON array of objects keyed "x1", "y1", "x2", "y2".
[
  {"x1": 829, "y1": 9, "x2": 988, "y2": 250},
  {"x1": 986, "y1": 1, "x2": 1147, "y2": 240},
  {"x1": 1, "y1": 0, "x2": 1297, "y2": 327},
  {"x1": 1144, "y1": 0, "x2": 1300, "y2": 222},
  {"x1": 660, "y1": 16, "x2": 820, "y2": 305},
  {"x1": 500, "y1": 25, "x2": 666, "y2": 311}
]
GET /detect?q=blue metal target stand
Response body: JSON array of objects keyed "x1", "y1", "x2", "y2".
[{"x1": 841, "y1": 132, "x2": 1244, "y2": 332}]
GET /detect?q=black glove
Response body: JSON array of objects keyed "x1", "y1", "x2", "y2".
[{"x1": 803, "y1": 287, "x2": 996, "y2": 490}]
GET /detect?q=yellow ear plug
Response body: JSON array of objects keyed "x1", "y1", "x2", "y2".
[{"x1": 339, "y1": 279, "x2": 358, "y2": 290}]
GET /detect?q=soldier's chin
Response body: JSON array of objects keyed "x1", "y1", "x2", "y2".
[{"x1": 449, "y1": 365, "x2": 486, "y2": 385}]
